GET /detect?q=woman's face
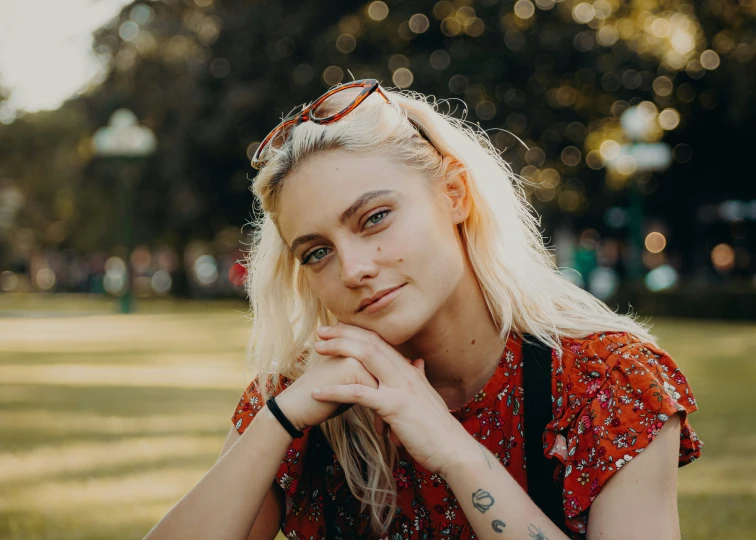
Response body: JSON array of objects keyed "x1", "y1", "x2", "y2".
[{"x1": 277, "y1": 149, "x2": 470, "y2": 345}]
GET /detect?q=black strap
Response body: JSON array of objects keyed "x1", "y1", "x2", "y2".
[
  {"x1": 522, "y1": 334, "x2": 571, "y2": 535},
  {"x1": 266, "y1": 396, "x2": 305, "y2": 438}
]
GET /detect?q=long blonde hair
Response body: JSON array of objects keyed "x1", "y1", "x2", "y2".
[{"x1": 242, "y1": 84, "x2": 656, "y2": 535}]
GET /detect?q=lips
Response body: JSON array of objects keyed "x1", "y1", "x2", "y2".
[{"x1": 357, "y1": 284, "x2": 405, "y2": 312}]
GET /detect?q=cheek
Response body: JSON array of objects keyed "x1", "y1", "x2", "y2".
[
  {"x1": 304, "y1": 274, "x2": 336, "y2": 307},
  {"x1": 306, "y1": 268, "x2": 361, "y2": 314},
  {"x1": 397, "y1": 216, "x2": 458, "y2": 267},
  {"x1": 406, "y1": 222, "x2": 466, "y2": 290},
  {"x1": 386, "y1": 209, "x2": 439, "y2": 254}
]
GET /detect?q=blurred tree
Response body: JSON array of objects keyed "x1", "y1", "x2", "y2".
[
  {"x1": 1, "y1": 0, "x2": 754, "y2": 293},
  {"x1": 0, "y1": 100, "x2": 108, "y2": 258}
]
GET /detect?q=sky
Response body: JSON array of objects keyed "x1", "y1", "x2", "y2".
[{"x1": 0, "y1": 0, "x2": 132, "y2": 117}]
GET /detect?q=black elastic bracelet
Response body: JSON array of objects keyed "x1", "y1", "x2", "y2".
[{"x1": 266, "y1": 396, "x2": 305, "y2": 438}]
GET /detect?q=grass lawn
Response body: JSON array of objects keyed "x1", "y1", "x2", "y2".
[{"x1": 0, "y1": 294, "x2": 753, "y2": 539}]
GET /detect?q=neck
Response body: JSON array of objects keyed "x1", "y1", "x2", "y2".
[{"x1": 396, "y1": 263, "x2": 509, "y2": 411}]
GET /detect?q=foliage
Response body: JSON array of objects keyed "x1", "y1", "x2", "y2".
[{"x1": 0, "y1": 0, "x2": 754, "y2": 288}]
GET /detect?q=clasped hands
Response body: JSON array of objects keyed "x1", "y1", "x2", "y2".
[{"x1": 311, "y1": 321, "x2": 469, "y2": 477}]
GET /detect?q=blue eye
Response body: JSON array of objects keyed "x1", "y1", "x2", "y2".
[
  {"x1": 365, "y1": 210, "x2": 390, "y2": 227},
  {"x1": 302, "y1": 247, "x2": 329, "y2": 265},
  {"x1": 300, "y1": 209, "x2": 392, "y2": 266}
]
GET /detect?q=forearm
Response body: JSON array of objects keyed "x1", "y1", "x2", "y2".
[
  {"x1": 440, "y1": 433, "x2": 571, "y2": 540},
  {"x1": 144, "y1": 406, "x2": 292, "y2": 540}
]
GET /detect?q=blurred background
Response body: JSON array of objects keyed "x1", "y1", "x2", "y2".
[{"x1": 0, "y1": 0, "x2": 754, "y2": 539}]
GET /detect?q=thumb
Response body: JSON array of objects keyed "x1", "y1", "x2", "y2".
[{"x1": 414, "y1": 359, "x2": 448, "y2": 410}]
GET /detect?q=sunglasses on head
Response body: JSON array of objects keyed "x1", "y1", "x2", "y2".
[{"x1": 251, "y1": 79, "x2": 392, "y2": 169}]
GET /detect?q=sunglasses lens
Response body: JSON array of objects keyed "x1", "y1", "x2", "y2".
[
  {"x1": 311, "y1": 85, "x2": 367, "y2": 121},
  {"x1": 269, "y1": 122, "x2": 295, "y2": 150},
  {"x1": 254, "y1": 121, "x2": 296, "y2": 164}
]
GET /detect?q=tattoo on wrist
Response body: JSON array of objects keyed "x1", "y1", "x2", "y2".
[
  {"x1": 528, "y1": 523, "x2": 549, "y2": 539},
  {"x1": 478, "y1": 443, "x2": 492, "y2": 469},
  {"x1": 491, "y1": 519, "x2": 506, "y2": 532},
  {"x1": 472, "y1": 489, "x2": 494, "y2": 513}
]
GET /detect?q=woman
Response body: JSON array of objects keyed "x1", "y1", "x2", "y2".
[{"x1": 144, "y1": 80, "x2": 702, "y2": 540}]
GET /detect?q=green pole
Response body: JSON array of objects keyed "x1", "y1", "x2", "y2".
[{"x1": 118, "y1": 160, "x2": 135, "y2": 314}]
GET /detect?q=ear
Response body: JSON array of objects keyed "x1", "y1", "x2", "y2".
[{"x1": 440, "y1": 157, "x2": 472, "y2": 226}]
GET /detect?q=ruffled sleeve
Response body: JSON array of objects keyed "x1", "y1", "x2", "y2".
[
  {"x1": 230, "y1": 374, "x2": 310, "y2": 501},
  {"x1": 232, "y1": 373, "x2": 290, "y2": 434},
  {"x1": 543, "y1": 332, "x2": 704, "y2": 536}
]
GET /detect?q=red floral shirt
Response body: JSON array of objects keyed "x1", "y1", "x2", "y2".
[{"x1": 232, "y1": 332, "x2": 703, "y2": 539}]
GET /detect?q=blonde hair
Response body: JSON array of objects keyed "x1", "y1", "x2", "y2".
[{"x1": 243, "y1": 84, "x2": 657, "y2": 535}]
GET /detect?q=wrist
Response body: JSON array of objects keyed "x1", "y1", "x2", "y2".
[
  {"x1": 256, "y1": 406, "x2": 294, "y2": 443},
  {"x1": 437, "y1": 426, "x2": 481, "y2": 480},
  {"x1": 269, "y1": 393, "x2": 307, "y2": 432}
]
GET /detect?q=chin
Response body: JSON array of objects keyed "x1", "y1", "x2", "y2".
[{"x1": 365, "y1": 314, "x2": 425, "y2": 346}]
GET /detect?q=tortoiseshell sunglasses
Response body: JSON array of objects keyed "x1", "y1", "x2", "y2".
[{"x1": 250, "y1": 79, "x2": 391, "y2": 169}]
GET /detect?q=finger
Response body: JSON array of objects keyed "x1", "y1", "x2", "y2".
[
  {"x1": 314, "y1": 337, "x2": 399, "y2": 386},
  {"x1": 319, "y1": 322, "x2": 411, "y2": 368},
  {"x1": 317, "y1": 321, "x2": 381, "y2": 345},
  {"x1": 411, "y1": 359, "x2": 448, "y2": 409},
  {"x1": 310, "y1": 384, "x2": 383, "y2": 411}
]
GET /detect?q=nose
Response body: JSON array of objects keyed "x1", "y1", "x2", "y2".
[{"x1": 338, "y1": 239, "x2": 379, "y2": 287}]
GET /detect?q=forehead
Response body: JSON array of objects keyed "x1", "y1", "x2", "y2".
[{"x1": 277, "y1": 150, "x2": 425, "y2": 244}]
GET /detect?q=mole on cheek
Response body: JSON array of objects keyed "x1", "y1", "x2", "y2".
[
  {"x1": 398, "y1": 257, "x2": 403, "y2": 262},
  {"x1": 377, "y1": 246, "x2": 381, "y2": 252}
]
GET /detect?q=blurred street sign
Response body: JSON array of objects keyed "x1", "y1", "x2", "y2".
[{"x1": 92, "y1": 109, "x2": 156, "y2": 157}]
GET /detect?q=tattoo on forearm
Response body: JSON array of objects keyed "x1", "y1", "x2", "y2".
[
  {"x1": 478, "y1": 443, "x2": 492, "y2": 469},
  {"x1": 527, "y1": 523, "x2": 549, "y2": 539},
  {"x1": 472, "y1": 489, "x2": 495, "y2": 513},
  {"x1": 491, "y1": 519, "x2": 506, "y2": 532}
]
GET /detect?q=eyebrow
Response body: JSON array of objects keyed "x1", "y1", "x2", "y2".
[{"x1": 288, "y1": 189, "x2": 397, "y2": 254}]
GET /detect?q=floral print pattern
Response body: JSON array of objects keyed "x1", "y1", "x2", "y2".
[{"x1": 231, "y1": 332, "x2": 702, "y2": 539}]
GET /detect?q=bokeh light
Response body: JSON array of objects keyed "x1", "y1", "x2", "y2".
[
  {"x1": 35, "y1": 267, "x2": 56, "y2": 291},
  {"x1": 645, "y1": 232, "x2": 667, "y2": 253},
  {"x1": 659, "y1": 108, "x2": 681, "y2": 130},
  {"x1": 429, "y1": 50, "x2": 450, "y2": 70},
  {"x1": 150, "y1": 270, "x2": 172, "y2": 295},
  {"x1": 336, "y1": 34, "x2": 356, "y2": 54},
  {"x1": 514, "y1": 0, "x2": 535, "y2": 20},
  {"x1": 367, "y1": 1, "x2": 389, "y2": 21},
  {"x1": 600, "y1": 140, "x2": 621, "y2": 161},
  {"x1": 228, "y1": 262, "x2": 247, "y2": 286},
  {"x1": 193, "y1": 254, "x2": 219, "y2": 286},
  {"x1": 441, "y1": 16, "x2": 461, "y2": 36},
  {"x1": 645, "y1": 264, "x2": 679, "y2": 291},
  {"x1": 322, "y1": 65, "x2": 344, "y2": 85},
  {"x1": 711, "y1": 244, "x2": 735, "y2": 272},
  {"x1": 700, "y1": 49, "x2": 721, "y2": 70},
  {"x1": 572, "y1": 3, "x2": 595, "y2": 24},
  {"x1": 409, "y1": 14, "x2": 430, "y2": 34},
  {"x1": 103, "y1": 256, "x2": 127, "y2": 296},
  {"x1": 392, "y1": 68, "x2": 414, "y2": 88},
  {"x1": 589, "y1": 266, "x2": 619, "y2": 300},
  {"x1": 0, "y1": 270, "x2": 19, "y2": 291}
]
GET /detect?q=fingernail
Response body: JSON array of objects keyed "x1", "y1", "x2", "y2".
[
  {"x1": 311, "y1": 388, "x2": 321, "y2": 395},
  {"x1": 318, "y1": 326, "x2": 330, "y2": 332},
  {"x1": 314, "y1": 341, "x2": 325, "y2": 348}
]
